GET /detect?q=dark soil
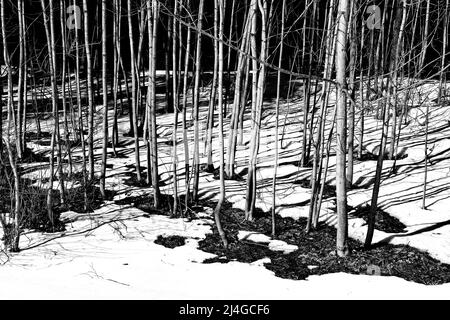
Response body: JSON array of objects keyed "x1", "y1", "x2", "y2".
[
  {"x1": 1, "y1": 175, "x2": 115, "y2": 236},
  {"x1": 350, "y1": 205, "x2": 407, "y2": 233},
  {"x1": 198, "y1": 201, "x2": 450, "y2": 285},
  {"x1": 154, "y1": 235, "x2": 186, "y2": 248}
]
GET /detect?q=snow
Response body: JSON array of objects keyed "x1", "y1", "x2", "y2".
[
  {"x1": 238, "y1": 231, "x2": 298, "y2": 254},
  {"x1": 2, "y1": 203, "x2": 450, "y2": 299},
  {"x1": 1, "y1": 79, "x2": 450, "y2": 299}
]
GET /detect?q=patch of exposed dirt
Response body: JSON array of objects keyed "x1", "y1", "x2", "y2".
[
  {"x1": 198, "y1": 201, "x2": 450, "y2": 285},
  {"x1": 154, "y1": 235, "x2": 186, "y2": 248}
]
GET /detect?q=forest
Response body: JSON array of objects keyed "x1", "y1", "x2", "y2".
[{"x1": 0, "y1": 0, "x2": 450, "y2": 299}]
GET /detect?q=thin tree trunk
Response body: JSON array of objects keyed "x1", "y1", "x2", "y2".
[
  {"x1": 112, "y1": 0, "x2": 122, "y2": 152},
  {"x1": 192, "y1": 0, "x2": 205, "y2": 203},
  {"x1": 1, "y1": 0, "x2": 21, "y2": 252},
  {"x1": 335, "y1": 0, "x2": 350, "y2": 258},
  {"x1": 245, "y1": 0, "x2": 268, "y2": 221},
  {"x1": 365, "y1": 0, "x2": 406, "y2": 249},
  {"x1": 100, "y1": 0, "x2": 108, "y2": 198},
  {"x1": 40, "y1": 0, "x2": 60, "y2": 227},
  {"x1": 346, "y1": 0, "x2": 357, "y2": 188},
  {"x1": 358, "y1": 15, "x2": 366, "y2": 160},
  {"x1": 83, "y1": 0, "x2": 95, "y2": 181},
  {"x1": 165, "y1": 14, "x2": 173, "y2": 114},
  {"x1": 172, "y1": 0, "x2": 180, "y2": 215},
  {"x1": 213, "y1": 0, "x2": 228, "y2": 248},
  {"x1": 75, "y1": 0, "x2": 88, "y2": 211},
  {"x1": 128, "y1": 0, "x2": 142, "y2": 182},
  {"x1": 439, "y1": 0, "x2": 449, "y2": 104},
  {"x1": 148, "y1": 0, "x2": 161, "y2": 207},
  {"x1": 20, "y1": 0, "x2": 27, "y2": 155},
  {"x1": 205, "y1": 0, "x2": 219, "y2": 173},
  {"x1": 16, "y1": 0, "x2": 24, "y2": 159},
  {"x1": 271, "y1": 0, "x2": 286, "y2": 238},
  {"x1": 60, "y1": 0, "x2": 73, "y2": 179},
  {"x1": 306, "y1": 0, "x2": 336, "y2": 232},
  {"x1": 182, "y1": 8, "x2": 192, "y2": 211},
  {"x1": 225, "y1": 12, "x2": 251, "y2": 178}
]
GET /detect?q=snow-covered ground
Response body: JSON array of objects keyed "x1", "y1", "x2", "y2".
[{"x1": 1, "y1": 79, "x2": 450, "y2": 299}]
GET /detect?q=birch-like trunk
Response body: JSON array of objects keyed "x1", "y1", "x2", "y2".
[{"x1": 335, "y1": 0, "x2": 350, "y2": 258}]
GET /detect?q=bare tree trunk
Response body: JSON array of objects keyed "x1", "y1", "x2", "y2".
[
  {"x1": 182, "y1": 6, "x2": 192, "y2": 210},
  {"x1": 271, "y1": 0, "x2": 286, "y2": 238},
  {"x1": 128, "y1": 0, "x2": 142, "y2": 182},
  {"x1": 314, "y1": 109, "x2": 336, "y2": 229},
  {"x1": 1, "y1": 0, "x2": 21, "y2": 252},
  {"x1": 301, "y1": 0, "x2": 317, "y2": 168},
  {"x1": 40, "y1": 0, "x2": 60, "y2": 227},
  {"x1": 148, "y1": 0, "x2": 161, "y2": 207},
  {"x1": 422, "y1": 101, "x2": 430, "y2": 210},
  {"x1": 172, "y1": 0, "x2": 179, "y2": 215},
  {"x1": 213, "y1": 0, "x2": 228, "y2": 248},
  {"x1": 205, "y1": 0, "x2": 219, "y2": 173},
  {"x1": 365, "y1": 0, "x2": 406, "y2": 249},
  {"x1": 60, "y1": 0, "x2": 73, "y2": 178},
  {"x1": 418, "y1": 0, "x2": 431, "y2": 73},
  {"x1": 225, "y1": 8, "x2": 251, "y2": 178},
  {"x1": 20, "y1": 0, "x2": 27, "y2": 154},
  {"x1": 16, "y1": 0, "x2": 24, "y2": 159},
  {"x1": 346, "y1": 0, "x2": 357, "y2": 188},
  {"x1": 165, "y1": 14, "x2": 173, "y2": 114},
  {"x1": 75, "y1": 0, "x2": 88, "y2": 211},
  {"x1": 4, "y1": 140, "x2": 21, "y2": 252},
  {"x1": 100, "y1": 0, "x2": 108, "y2": 198},
  {"x1": 112, "y1": 0, "x2": 122, "y2": 152},
  {"x1": 224, "y1": 0, "x2": 236, "y2": 117},
  {"x1": 52, "y1": 0, "x2": 65, "y2": 207},
  {"x1": 358, "y1": 15, "x2": 366, "y2": 160},
  {"x1": 245, "y1": 0, "x2": 268, "y2": 221},
  {"x1": 335, "y1": 0, "x2": 350, "y2": 258},
  {"x1": 82, "y1": 0, "x2": 95, "y2": 181},
  {"x1": 192, "y1": 0, "x2": 205, "y2": 203},
  {"x1": 306, "y1": 0, "x2": 336, "y2": 232},
  {"x1": 438, "y1": 0, "x2": 449, "y2": 104}
]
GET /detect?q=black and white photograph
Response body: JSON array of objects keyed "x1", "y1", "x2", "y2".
[{"x1": 0, "y1": 0, "x2": 450, "y2": 301}]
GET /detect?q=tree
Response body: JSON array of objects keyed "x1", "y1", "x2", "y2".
[
  {"x1": 365, "y1": 0, "x2": 407, "y2": 249},
  {"x1": 213, "y1": 0, "x2": 228, "y2": 248},
  {"x1": 181, "y1": 1, "x2": 192, "y2": 211},
  {"x1": 205, "y1": 0, "x2": 219, "y2": 173},
  {"x1": 100, "y1": 0, "x2": 108, "y2": 198},
  {"x1": 40, "y1": 0, "x2": 61, "y2": 227},
  {"x1": 74, "y1": 0, "x2": 88, "y2": 211},
  {"x1": 172, "y1": 0, "x2": 180, "y2": 215},
  {"x1": 244, "y1": 0, "x2": 268, "y2": 221},
  {"x1": 148, "y1": 0, "x2": 161, "y2": 208},
  {"x1": 191, "y1": 0, "x2": 205, "y2": 203},
  {"x1": 335, "y1": 0, "x2": 350, "y2": 257},
  {"x1": 1, "y1": 0, "x2": 21, "y2": 252},
  {"x1": 83, "y1": 0, "x2": 95, "y2": 181},
  {"x1": 271, "y1": 0, "x2": 286, "y2": 238},
  {"x1": 128, "y1": 0, "x2": 142, "y2": 183}
]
